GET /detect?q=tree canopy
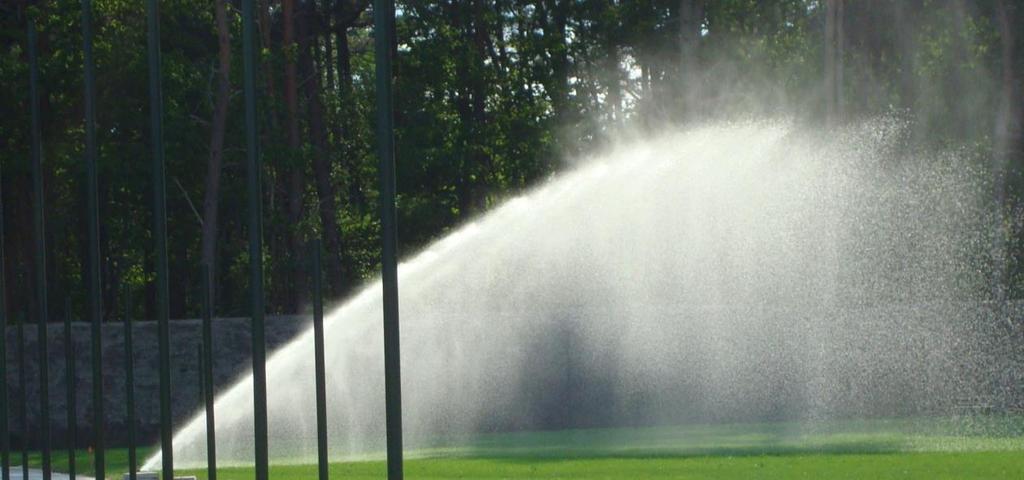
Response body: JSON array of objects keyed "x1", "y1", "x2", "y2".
[{"x1": 0, "y1": 0, "x2": 1021, "y2": 320}]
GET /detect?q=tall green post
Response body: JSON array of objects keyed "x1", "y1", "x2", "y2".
[
  {"x1": 63, "y1": 301, "x2": 75, "y2": 480},
  {"x1": 145, "y1": 0, "x2": 173, "y2": 478},
  {"x1": 373, "y1": 0, "x2": 403, "y2": 478},
  {"x1": 81, "y1": 0, "x2": 105, "y2": 477},
  {"x1": 240, "y1": 0, "x2": 269, "y2": 478},
  {"x1": 201, "y1": 265, "x2": 216, "y2": 480},
  {"x1": 0, "y1": 165, "x2": 9, "y2": 480},
  {"x1": 28, "y1": 17, "x2": 52, "y2": 480},
  {"x1": 124, "y1": 286, "x2": 137, "y2": 480},
  {"x1": 311, "y1": 241, "x2": 327, "y2": 480},
  {"x1": 15, "y1": 316, "x2": 26, "y2": 480}
]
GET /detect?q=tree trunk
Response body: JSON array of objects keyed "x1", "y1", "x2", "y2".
[
  {"x1": 300, "y1": 0, "x2": 346, "y2": 297},
  {"x1": 993, "y1": 0, "x2": 1020, "y2": 302},
  {"x1": 950, "y1": 0, "x2": 972, "y2": 137},
  {"x1": 543, "y1": 0, "x2": 570, "y2": 122},
  {"x1": 324, "y1": 14, "x2": 336, "y2": 94},
  {"x1": 3, "y1": 173, "x2": 32, "y2": 321},
  {"x1": 824, "y1": 0, "x2": 844, "y2": 126},
  {"x1": 450, "y1": 0, "x2": 491, "y2": 217},
  {"x1": 260, "y1": 0, "x2": 277, "y2": 116},
  {"x1": 892, "y1": 1, "x2": 918, "y2": 112},
  {"x1": 836, "y1": 0, "x2": 844, "y2": 121},
  {"x1": 605, "y1": 45, "x2": 622, "y2": 124},
  {"x1": 201, "y1": 0, "x2": 232, "y2": 304},
  {"x1": 337, "y1": 0, "x2": 371, "y2": 213},
  {"x1": 99, "y1": 198, "x2": 112, "y2": 320},
  {"x1": 470, "y1": 0, "x2": 491, "y2": 210},
  {"x1": 169, "y1": 228, "x2": 188, "y2": 318},
  {"x1": 337, "y1": 24, "x2": 352, "y2": 95},
  {"x1": 677, "y1": 0, "x2": 704, "y2": 118},
  {"x1": 602, "y1": 0, "x2": 622, "y2": 125},
  {"x1": 334, "y1": 18, "x2": 367, "y2": 212},
  {"x1": 541, "y1": 0, "x2": 578, "y2": 155},
  {"x1": 995, "y1": 0, "x2": 1020, "y2": 165},
  {"x1": 259, "y1": 0, "x2": 291, "y2": 313},
  {"x1": 283, "y1": 0, "x2": 307, "y2": 310}
]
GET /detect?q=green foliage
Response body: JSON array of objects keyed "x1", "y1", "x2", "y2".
[{"x1": 0, "y1": 0, "x2": 1020, "y2": 319}]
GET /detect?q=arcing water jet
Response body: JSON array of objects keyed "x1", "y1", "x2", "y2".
[{"x1": 145, "y1": 120, "x2": 1023, "y2": 468}]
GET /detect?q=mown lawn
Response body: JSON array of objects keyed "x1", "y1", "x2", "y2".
[
  {"x1": 16, "y1": 418, "x2": 1024, "y2": 479},
  {"x1": 17, "y1": 449, "x2": 1024, "y2": 480},
  {"x1": 177, "y1": 417, "x2": 1024, "y2": 479},
  {"x1": 178, "y1": 451, "x2": 1024, "y2": 480},
  {"x1": 18, "y1": 446, "x2": 155, "y2": 478}
]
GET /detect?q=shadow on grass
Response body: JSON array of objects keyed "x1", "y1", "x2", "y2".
[
  {"x1": 427, "y1": 439, "x2": 911, "y2": 464},
  {"x1": 411, "y1": 418, "x2": 1024, "y2": 464},
  {"x1": 191, "y1": 441, "x2": 908, "y2": 469}
]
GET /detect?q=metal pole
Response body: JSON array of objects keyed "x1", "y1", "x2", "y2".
[
  {"x1": 15, "y1": 316, "x2": 26, "y2": 480},
  {"x1": 123, "y1": 286, "x2": 136, "y2": 480},
  {"x1": 145, "y1": 0, "x2": 173, "y2": 477},
  {"x1": 201, "y1": 265, "x2": 216, "y2": 480},
  {"x1": 63, "y1": 300, "x2": 75, "y2": 480},
  {"x1": 28, "y1": 17, "x2": 52, "y2": 480},
  {"x1": 311, "y1": 241, "x2": 327, "y2": 480},
  {"x1": 0, "y1": 163, "x2": 10, "y2": 480},
  {"x1": 373, "y1": 0, "x2": 403, "y2": 477},
  {"x1": 241, "y1": 1, "x2": 268, "y2": 478},
  {"x1": 81, "y1": 1, "x2": 104, "y2": 477}
]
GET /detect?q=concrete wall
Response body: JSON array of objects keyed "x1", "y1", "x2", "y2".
[{"x1": 4, "y1": 316, "x2": 309, "y2": 448}]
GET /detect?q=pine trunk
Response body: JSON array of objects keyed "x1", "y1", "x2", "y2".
[
  {"x1": 678, "y1": 0, "x2": 703, "y2": 116},
  {"x1": 993, "y1": 0, "x2": 1019, "y2": 302},
  {"x1": 824, "y1": 0, "x2": 844, "y2": 125},
  {"x1": 283, "y1": 0, "x2": 307, "y2": 310},
  {"x1": 300, "y1": 0, "x2": 346, "y2": 297},
  {"x1": 200, "y1": 0, "x2": 232, "y2": 302}
]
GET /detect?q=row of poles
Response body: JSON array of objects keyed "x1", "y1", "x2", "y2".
[
  {"x1": 2, "y1": 0, "x2": 403, "y2": 479},
  {"x1": 0, "y1": 239, "x2": 331, "y2": 480}
]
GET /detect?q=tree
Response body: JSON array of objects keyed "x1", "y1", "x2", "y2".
[
  {"x1": 299, "y1": 0, "x2": 346, "y2": 296},
  {"x1": 200, "y1": 0, "x2": 233, "y2": 300},
  {"x1": 824, "y1": 0, "x2": 845, "y2": 126},
  {"x1": 283, "y1": 0, "x2": 307, "y2": 310},
  {"x1": 992, "y1": 0, "x2": 1020, "y2": 301},
  {"x1": 4, "y1": 0, "x2": 1024, "y2": 318},
  {"x1": 995, "y1": 0, "x2": 1020, "y2": 167},
  {"x1": 678, "y1": 0, "x2": 704, "y2": 118}
]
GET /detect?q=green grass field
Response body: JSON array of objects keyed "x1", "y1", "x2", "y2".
[
  {"x1": 17, "y1": 418, "x2": 1024, "y2": 479},
  {"x1": 179, "y1": 452, "x2": 1022, "y2": 480}
]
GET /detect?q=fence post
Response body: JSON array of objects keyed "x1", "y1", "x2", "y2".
[
  {"x1": 16, "y1": 315, "x2": 26, "y2": 480},
  {"x1": 145, "y1": 0, "x2": 174, "y2": 477},
  {"x1": 27, "y1": 15, "x2": 52, "y2": 480},
  {"x1": 0, "y1": 162, "x2": 9, "y2": 480},
  {"x1": 240, "y1": 0, "x2": 269, "y2": 478},
  {"x1": 201, "y1": 265, "x2": 216, "y2": 480},
  {"x1": 63, "y1": 300, "x2": 75, "y2": 480},
  {"x1": 81, "y1": 0, "x2": 105, "y2": 475},
  {"x1": 311, "y1": 241, "x2": 327, "y2": 480},
  {"x1": 78, "y1": 0, "x2": 102, "y2": 474},
  {"x1": 124, "y1": 286, "x2": 136, "y2": 480},
  {"x1": 374, "y1": 0, "x2": 403, "y2": 477}
]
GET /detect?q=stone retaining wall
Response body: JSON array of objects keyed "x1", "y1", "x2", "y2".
[{"x1": 4, "y1": 316, "x2": 309, "y2": 448}]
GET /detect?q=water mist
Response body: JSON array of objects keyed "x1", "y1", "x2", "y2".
[{"x1": 145, "y1": 119, "x2": 1023, "y2": 468}]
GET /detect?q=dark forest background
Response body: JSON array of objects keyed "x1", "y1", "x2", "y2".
[{"x1": 0, "y1": 0, "x2": 1021, "y2": 321}]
